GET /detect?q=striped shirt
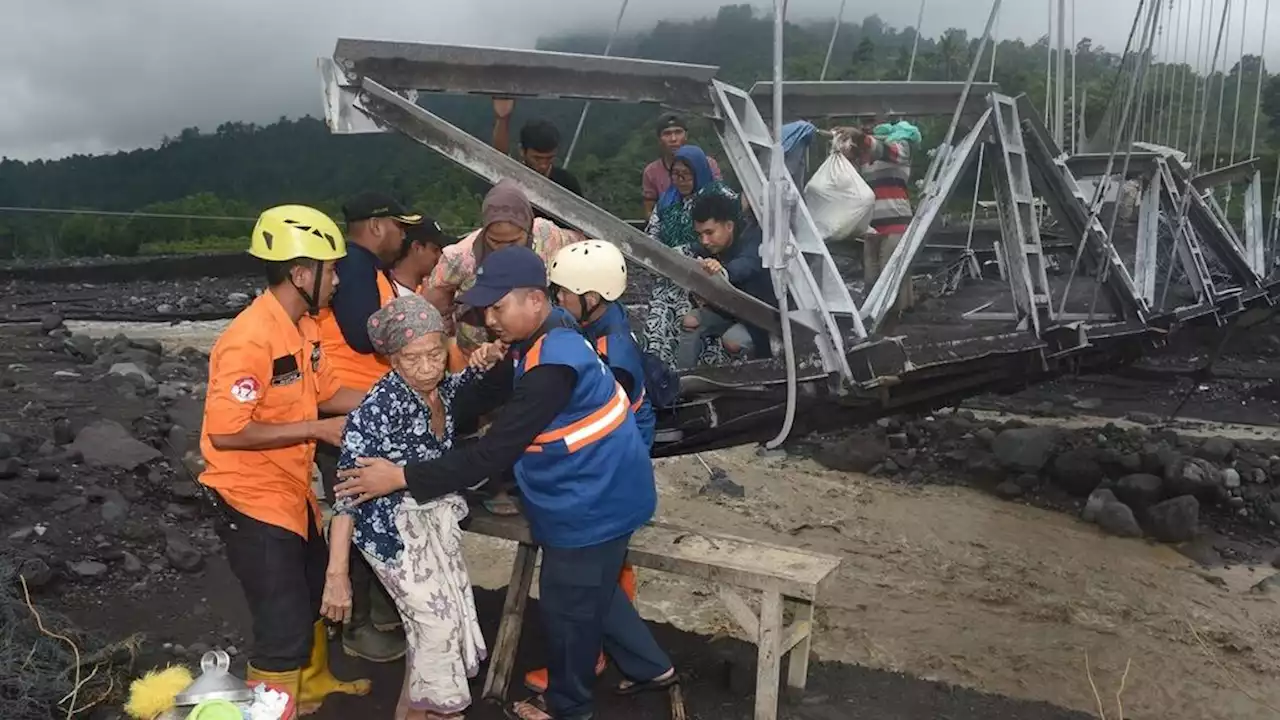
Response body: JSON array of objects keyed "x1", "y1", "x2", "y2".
[{"x1": 859, "y1": 136, "x2": 913, "y2": 236}]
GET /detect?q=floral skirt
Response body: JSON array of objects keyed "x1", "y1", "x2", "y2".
[
  {"x1": 361, "y1": 494, "x2": 486, "y2": 715},
  {"x1": 642, "y1": 244, "x2": 728, "y2": 368}
]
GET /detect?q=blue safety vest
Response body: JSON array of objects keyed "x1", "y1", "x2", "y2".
[
  {"x1": 583, "y1": 303, "x2": 656, "y2": 449},
  {"x1": 513, "y1": 322, "x2": 655, "y2": 548}
]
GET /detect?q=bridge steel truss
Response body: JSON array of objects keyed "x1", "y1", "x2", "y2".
[{"x1": 320, "y1": 39, "x2": 1280, "y2": 456}]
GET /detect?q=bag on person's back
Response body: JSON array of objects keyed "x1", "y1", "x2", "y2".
[{"x1": 804, "y1": 151, "x2": 875, "y2": 242}]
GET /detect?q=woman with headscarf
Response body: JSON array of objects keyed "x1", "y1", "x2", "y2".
[
  {"x1": 320, "y1": 295, "x2": 500, "y2": 720},
  {"x1": 642, "y1": 144, "x2": 738, "y2": 367},
  {"x1": 424, "y1": 179, "x2": 582, "y2": 355}
]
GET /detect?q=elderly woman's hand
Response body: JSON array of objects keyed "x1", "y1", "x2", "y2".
[
  {"x1": 470, "y1": 341, "x2": 509, "y2": 371},
  {"x1": 335, "y1": 458, "x2": 408, "y2": 505},
  {"x1": 320, "y1": 570, "x2": 352, "y2": 623}
]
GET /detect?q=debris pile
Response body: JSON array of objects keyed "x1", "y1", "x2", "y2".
[{"x1": 810, "y1": 412, "x2": 1280, "y2": 551}]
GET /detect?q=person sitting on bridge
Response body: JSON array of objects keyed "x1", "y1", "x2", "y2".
[
  {"x1": 334, "y1": 246, "x2": 677, "y2": 720},
  {"x1": 198, "y1": 205, "x2": 371, "y2": 712},
  {"x1": 674, "y1": 191, "x2": 774, "y2": 369},
  {"x1": 642, "y1": 113, "x2": 723, "y2": 218}
]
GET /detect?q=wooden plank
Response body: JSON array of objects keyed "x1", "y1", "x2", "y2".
[
  {"x1": 482, "y1": 542, "x2": 537, "y2": 701},
  {"x1": 718, "y1": 587, "x2": 760, "y2": 639},
  {"x1": 754, "y1": 591, "x2": 783, "y2": 720},
  {"x1": 785, "y1": 601, "x2": 816, "y2": 700},
  {"x1": 465, "y1": 512, "x2": 841, "y2": 601}
]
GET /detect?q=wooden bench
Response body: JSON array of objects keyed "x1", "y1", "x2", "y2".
[{"x1": 463, "y1": 511, "x2": 842, "y2": 720}]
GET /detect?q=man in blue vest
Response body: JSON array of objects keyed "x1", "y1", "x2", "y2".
[{"x1": 333, "y1": 246, "x2": 676, "y2": 720}]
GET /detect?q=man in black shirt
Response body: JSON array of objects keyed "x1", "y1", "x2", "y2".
[{"x1": 492, "y1": 98, "x2": 584, "y2": 221}]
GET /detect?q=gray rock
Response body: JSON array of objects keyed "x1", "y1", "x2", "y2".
[
  {"x1": 1221, "y1": 468, "x2": 1241, "y2": 489},
  {"x1": 226, "y1": 292, "x2": 251, "y2": 307},
  {"x1": 1125, "y1": 411, "x2": 1163, "y2": 426},
  {"x1": 156, "y1": 382, "x2": 186, "y2": 401},
  {"x1": 1050, "y1": 448, "x2": 1106, "y2": 497},
  {"x1": 1147, "y1": 495, "x2": 1200, "y2": 543},
  {"x1": 992, "y1": 427, "x2": 1058, "y2": 472},
  {"x1": 100, "y1": 491, "x2": 130, "y2": 523},
  {"x1": 156, "y1": 304, "x2": 174, "y2": 314},
  {"x1": 51, "y1": 417, "x2": 74, "y2": 446},
  {"x1": 129, "y1": 338, "x2": 164, "y2": 355},
  {"x1": 1114, "y1": 474, "x2": 1165, "y2": 509},
  {"x1": 68, "y1": 560, "x2": 108, "y2": 578},
  {"x1": 1197, "y1": 437, "x2": 1234, "y2": 463},
  {"x1": 62, "y1": 335, "x2": 98, "y2": 363},
  {"x1": 170, "y1": 478, "x2": 200, "y2": 501},
  {"x1": 975, "y1": 427, "x2": 997, "y2": 445},
  {"x1": 18, "y1": 558, "x2": 53, "y2": 588},
  {"x1": 121, "y1": 552, "x2": 144, "y2": 574},
  {"x1": 1249, "y1": 574, "x2": 1280, "y2": 595},
  {"x1": 71, "y1": 420, "x2": 162, "y2": 470},
  {"x1": 0, "y1": 432, "x2": 11, "y2": 460},
  {"x1": 49, "y1": 495, "x2": 88, "y2": 513},
  {"x1": 165, "y1": 534, "x2": 204, "y2": 572},
  {"x1": 700, "y1": 468, "x2": 745, "y2": 499},
  {"x1": 8, "y1": 526, "x2": 34, "y2": 540},
  {"x1": 40, "y1": 312, "x2": 65, "y2": 333},
  {"x1": 994, "y1": 480, "x2": 1024, "y2": 499},
  {"x1": 1165, "y1": 457, "x2": 1220, "y2": 501},
  {"x1": 812, "y1": 435, "x2": 888, "y2": 474},
  {"x1": 1072, "y1": 397, "x2": 1103, "y2": 410},
  {"x1": 108, "y1": 362, "x2": 156, "y2": 391},
  {"x1": 1095, "y1": 501, "x2": 1143, "y2": 538},
  {"x1": 1252, "y1": 468, "x2": 1269, "y2": 484},
  {"x1": 1083, "y1": 488, "x2": 1118, "y2": 523},
  {"x1": 1266, "y1": 502, "x2": 1280, "y2": 525},
  {"x1": 0, "y1": 458, "x2": 19, "y2": 480},
  {"x1": 35, "y1": 466, "x2": 60, "y2": 482}
]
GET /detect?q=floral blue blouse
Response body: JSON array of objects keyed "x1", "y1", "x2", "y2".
[{"x1": 336, "y1": 367, "x2": 480, "y2": 563}]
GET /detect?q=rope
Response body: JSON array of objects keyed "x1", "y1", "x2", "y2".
[
  {"x1": 1070, "y1": 0, "x2": 1079, "y2": 152},
  {"x1": 1249, "y1": 0, "x2": 1270, "y2": 157},
  {"x1": 1194, "y1": 1, "x2": 1232, "y2": 171},
  {"x1": 1056, "y1": 0, "x2": 1154, "y2": 317},
  {"x1": 820, "y1": 0, "x2": 848, "y2": 81},
  {"x1": 1187, "y1": 0, "x2": 1210, "y2": 157},
  {"x1": 1173, "y1": 0, "x2": 1195, "y2": 150},
  {"x1": 906, "y1": 0, "x2": 927, "y2": 80},
  {"x1": 562, "y1": 0, "x2": 629, "y2": 167},
  {"x1": 1210, "y1": 0, "x2": 1233, "y2": 171},
  {"x1": 1044, "y1": 0, "x2": 1055, "y2": 129},
  {"x1": 1156, "y1": 0, "x2": 1177, "y2": 145}
]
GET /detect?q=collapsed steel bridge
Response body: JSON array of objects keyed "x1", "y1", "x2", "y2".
[{"x1": 318, "y1": 34, "x2": 1280, "y2": 457}]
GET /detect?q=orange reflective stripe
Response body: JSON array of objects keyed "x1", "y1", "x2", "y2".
[
  {"x1": 629, "y1": 388, "x2": 645, "y2": 413},
  {"x1": 595, "y1": 336, "x2": 608, "y2": 355},
  {"x1": 523, "y1": 335, "x2": 546, "y2": 370},
  {"x1": 530, "y1": 384, "x2": 630, "y2": 453}
]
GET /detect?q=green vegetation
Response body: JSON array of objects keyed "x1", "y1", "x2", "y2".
[{"x1": 0, "y1": 5, "x2": 1274, "y2": 259}]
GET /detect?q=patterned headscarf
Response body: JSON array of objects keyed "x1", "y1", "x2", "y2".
[{"x1": 366, "y1": 294, "x2": 445, "y2": 356}]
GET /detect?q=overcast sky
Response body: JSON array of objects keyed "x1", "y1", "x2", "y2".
[{"x1": 2, "y1": 0, "x2": 1274, "y2": 162}]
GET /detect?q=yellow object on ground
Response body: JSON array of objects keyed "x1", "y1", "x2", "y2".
[
  {"x1": 124, "y1": 666, "x2": 194, "y2": 720},
  {"x1": 299, "y1": 620, "x2": 372, "y2": 712}
]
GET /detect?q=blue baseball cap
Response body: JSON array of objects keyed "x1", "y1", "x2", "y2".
[{"x1": 459, "y1": 246, "x2": 548, "y2": 308}]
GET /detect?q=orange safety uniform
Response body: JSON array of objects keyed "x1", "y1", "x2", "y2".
[
  {"x1": 199, "y1": 292, "x2": 343, "y2": 538},
  {"x1": 318, "y1": 271, "x2": 468, "y2": 392}
]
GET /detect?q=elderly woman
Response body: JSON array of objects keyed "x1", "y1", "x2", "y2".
[
  {"x1": 425, "y1": 179, "x2": 581, "y2": 355},
  {"x1": 320, "y1": 295, "x2": 492, "y2": 720},
  {"x1": 642, "y1": 144, "x2": 738, "y2": 368}
]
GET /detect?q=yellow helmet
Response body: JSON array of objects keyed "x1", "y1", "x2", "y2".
[{"x1": 249, "y1": 205, "x2": 346, "y2": 262}]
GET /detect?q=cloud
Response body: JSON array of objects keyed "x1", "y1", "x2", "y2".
[{"x1": 1, "y1": 0, "x2": 1270, "y2": 161}]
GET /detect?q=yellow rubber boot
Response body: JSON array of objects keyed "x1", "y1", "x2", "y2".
[
  {"x1": 246, "y1": 665, "x2": 303, "y2": 712},
  {"x1": 299, "y1": 620, "x2": 372, "y2": 711}
]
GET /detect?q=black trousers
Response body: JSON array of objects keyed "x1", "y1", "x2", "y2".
[
  {"x1": 218, "y1": 501, "x2": 326, "y2": 671},
  {"x1": 315, "y1": 441, "x2": 376, "y2": 601}
]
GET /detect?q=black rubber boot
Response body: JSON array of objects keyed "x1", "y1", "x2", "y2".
[
  {"x1": 369, "y1": 579, "x2": 402, "y2": 632},
  {"x1": 341, "y1": 552, "x2": 406, "y2": 663}
]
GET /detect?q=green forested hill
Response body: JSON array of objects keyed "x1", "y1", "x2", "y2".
[{"x1": 0, "y1": 4, "x2": 1274, "y2": 258}]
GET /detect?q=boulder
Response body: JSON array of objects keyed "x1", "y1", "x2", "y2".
[
  {"x1": 62, "y1": 335, "x2": 98, "y2": 363},
  {"x1": 994, "y1": 480, "x2": 1024, "y2": 499},
  {"x1": 991, "y1": 427, "x2": 1058, "y2": 472},
  {"x1": 129, "y1": 338, "x2": 164, "y2": 356},
  {"x1": 108, "y1": 362, "x2": 157, "y2": 392},
  {"x1": 1221, "y1": 468, "x2": 1241, "y2": 489},
  {"x1": 0, "y1": 457, "x2": 19, "y2": 480},
  {"x1": 1165, "y1": 457, "x2": 1220, "y2": 501},
  {"x1": 1083, "y1": 488, "x2": 1119, "y2": 523},
  {"x1": 1147, "y1": 495, "x2": 1199, "y2": 543},
  {"x1": 1197, "y1": 437, "x2": 1234, "y2": 463},
  {"x1": 165, "y1": 533, "x2": 204, "y2": 572},
  {"x1": 71, "y1": 420, "x2": 162, "y2": 470},
  {"x1": 68, "y1": 560, "x2": 108, "y2": 579},
  {"x1": 1050, "y1": 448, "x2": 1106, "y2": 497},
  {"x1": 812, "y1": 435, "x2": 888, "y2": 474},
  {"x1": 39, "y1": 312, "x2": 65, "y2": 333},
  {"x1": 18, "y1": 558, "x2": 53, "y2": 589},
  {"x1": 100, "y1": 491, "x2": 130, "y2": 523},
  {"x1": 1095, "y1": 501, "x2": 1143, "y2": 538},
  {"x1": 1113, "y1": 474, "x2": 1165, "y2": 510},
  {"x1": 51, "y1": 417, "x2": 74, "y2": 446}
]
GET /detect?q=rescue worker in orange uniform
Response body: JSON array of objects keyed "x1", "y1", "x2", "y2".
[{"x1": 198, "y1": 205, "x2": 371, "y2": 712}]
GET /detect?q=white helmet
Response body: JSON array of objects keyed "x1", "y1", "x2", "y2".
[{"x1": 548, "y1": 240, "x2": 628, "y2": 301}]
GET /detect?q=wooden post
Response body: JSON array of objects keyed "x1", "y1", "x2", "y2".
[
  {"x1": 482, "y1": 542, "x2": 538, "y2": 701},
  {"x1": 785, "y1": 600, "x2": 816, "y2": 700},
  {"x1": 754, "y1": 591, "x2": 783, "y2": 720}
]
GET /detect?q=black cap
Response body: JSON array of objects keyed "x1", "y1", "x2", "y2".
[
  {"x1": 404, "y1": 217, "x2": 460, "y2": 247},
  {"x1": 657, "y1": 113, "x2": 686, "y2": 135},
  {"x1": 342, "y1": 191, "x2": 423, "y2": 225},
  {"x1": 458, "y1": 246, "x2": 547, "y2": 308}
]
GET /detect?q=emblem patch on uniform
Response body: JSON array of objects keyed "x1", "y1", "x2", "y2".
[
  {"x1": 310, "y1": 344, "x2": 322, "y2": 371},
  {"x1": 230, "y1": 376, "x2": 260, "y2": 403}
]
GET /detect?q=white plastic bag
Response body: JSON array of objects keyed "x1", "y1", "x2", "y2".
[{"x1": 803, "y1": 151, "x2": 875, "y2": 242}]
